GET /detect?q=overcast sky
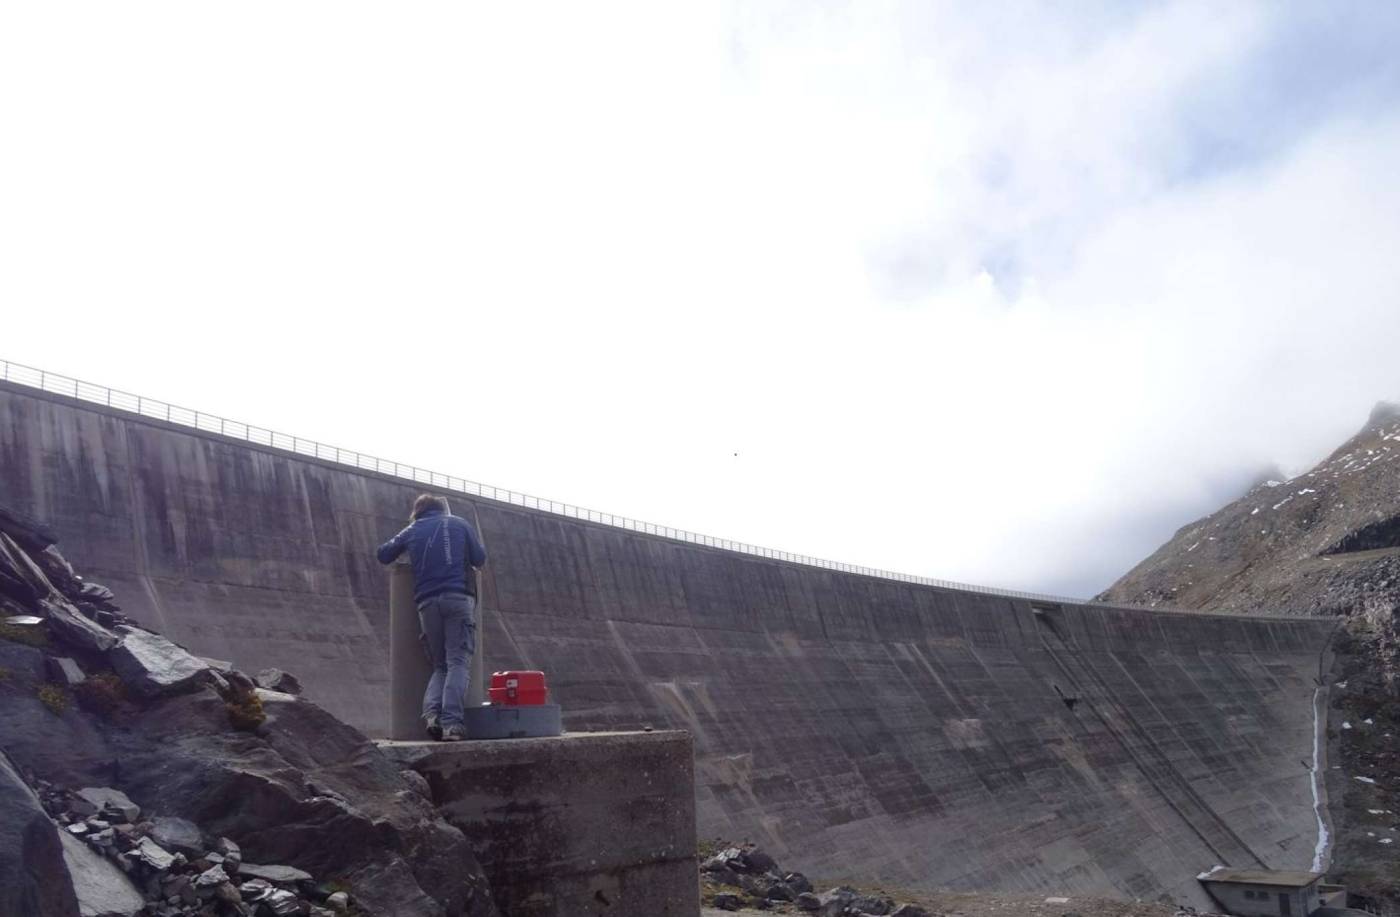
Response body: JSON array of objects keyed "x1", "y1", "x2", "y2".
[{"x1": 4, "y1": 3, "x2": 1400, "y2": 598}]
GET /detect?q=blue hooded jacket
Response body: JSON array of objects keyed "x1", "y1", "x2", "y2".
[{"x1": 376, "y1": 507, "x2": 488, "y2": 604}]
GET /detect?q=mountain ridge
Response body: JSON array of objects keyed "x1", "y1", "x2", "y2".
[{"x1": 1099, "y1": 401, "x2": 1400, "y2": 616}]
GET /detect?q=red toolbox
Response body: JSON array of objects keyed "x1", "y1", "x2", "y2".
[{"x1": 489, "y1": 670, "x2": 549, "y2": 706}]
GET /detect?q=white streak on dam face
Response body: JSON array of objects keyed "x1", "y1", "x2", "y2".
[{"x1": 1311, "y1": 684, "x2": 1331, "y2": 873}]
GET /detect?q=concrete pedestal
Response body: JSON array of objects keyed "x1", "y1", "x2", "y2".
[{"x1": 380, "y1": 731, "x2": 698, "y2": 917}]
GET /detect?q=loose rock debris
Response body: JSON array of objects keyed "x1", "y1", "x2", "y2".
[
  {"x1": 36, "y1": 777, "x2": 352, "y2": 917},
  {"x1": 698, "y1": 842, "x2": 1219, "y2": 917}
]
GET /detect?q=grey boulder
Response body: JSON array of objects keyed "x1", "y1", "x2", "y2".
[
  {"x1": 819, "y1": 887, "x2": 859, "y2": 917},
  {"x1": 150, "y1": 815, "x2": 205, "y2": 858},
  {"x1": 76, "y1": 787, "x2": 140, "y2": 823},
  {"x1": 42, "y1": 597, "x2": 118, "y2": 654},
  {"x1": 262, "y1": 888, "x2": 303, "y2": 916},
  {"x1": 743, "y1": 847, "x2": 778, "y2": 873},
  {"x1": 238, "y1": 862, "x2": 313, "y2": 885},
  {"x1": 0, "y1": 531, "x2": 53, "y2": 604},
  {"x1": 194, "y1": 863, "x2": 229, "y2": 889},
  {"x1": 256, "y1": 668, "x2": 303, "y2": 695},
  {"x1": 703, "y1": 846, "x2": 745, "y2": 872},
  {"x1": 851, "y1": 894, "x2": 894, "y2": 915},
  {"x1": 75, "y1": 581, "x2": 116, "y2": 606},
  {"x1": 238, "y1": 877, "x2": 273, "y2": 900},
  {"x1": 399, "y1": 767, "x2": 432, "y2": 801},
  {"x1": 107, "y1": 626, "x2": 211, "y2": 696},
  {"x1": 709, "y1": 866, "x2": 742, "y2": 887},
  {"x1": 46, "y1": 656, "x2": 87, "y2": 686},
  {"x1": 786, "y1": 872, "x2": 814, "y2": 894},
  {"x1": 0, "y1": 533, "x2": 115, "y2": 653},
  {"x1": 213, "y1": 835, "x2": 242, "y2": 872},
  {"x1": 130, "y1": 836, "x2": 176, "y2": 872}
]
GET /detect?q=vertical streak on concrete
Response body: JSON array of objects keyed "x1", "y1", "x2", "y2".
[
  {"x1": 467, "y1": 602, "x2": 486, "y2": 709},
  {"x1": 1034, "y1": 614, "x2": 1262, "y2": 869},
  {"x1": 1101, "y1": 651, "x2": 1271, "y2": 869},
  {"x1": 466, "y1": 502, "x2": 487, "y2": 708},
  {"x1": 116, "y1": 415, "x2": 172, "y2": 634}
]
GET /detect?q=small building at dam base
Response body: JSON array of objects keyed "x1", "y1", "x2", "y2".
[{"x1": 1197, "y1": 867, "x2": 1348, "y2": 917}]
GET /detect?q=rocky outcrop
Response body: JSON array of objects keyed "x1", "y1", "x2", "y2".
[{"x1": 0, "y1": 505, "x2": 499, "y2": 917}]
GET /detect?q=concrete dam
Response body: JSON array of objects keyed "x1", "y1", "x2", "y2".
[{"x1": 0, "y1": 376, "x2": 1339, "y2": 909}]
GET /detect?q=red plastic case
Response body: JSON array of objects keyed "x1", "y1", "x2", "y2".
[{"x1": 489, "y1": 670, "x2": 548, "y2": 706}]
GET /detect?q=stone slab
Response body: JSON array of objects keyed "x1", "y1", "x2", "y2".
[
  {"x1": 46, "y1": 655, "x2": 86, "y2": 686},
  {"x1": 108, "y1": 625, "x2": 211, "y2": 696},
  {"x1": 60, "y1": 830, "x2": 146, "y2": 917}
]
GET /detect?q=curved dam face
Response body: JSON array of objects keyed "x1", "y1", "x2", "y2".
[{"x1": 0, "y1": 381, "x2": 1337, "y2": 908}]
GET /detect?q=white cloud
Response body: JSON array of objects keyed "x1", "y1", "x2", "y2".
[{"x1": 3, "y1": 2, "x2": 1399, "y2": 597}]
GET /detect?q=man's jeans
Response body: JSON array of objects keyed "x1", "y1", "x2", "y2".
[{"x1": 417, "y1": 592, "x2": 476, "y2": 728}]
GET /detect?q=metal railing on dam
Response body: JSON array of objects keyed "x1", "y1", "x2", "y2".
[{"x1": 0, "y1": 356, "x2": 1150, "y2": 611}]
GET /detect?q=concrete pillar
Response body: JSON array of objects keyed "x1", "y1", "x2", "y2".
[
  {"x1": 389, "y1": 559, "x2": 430, "y2": 740},
  {"x1": 389, "y1": 559, "x2": 487, "y2": 740}
]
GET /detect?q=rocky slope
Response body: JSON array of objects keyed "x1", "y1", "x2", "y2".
[
  {"x1": 0, "y1": 504, "x2": 498, "y2": 917},
  {"x1": 1100, "y1": 402, "x2": 1400, "y2": 910},
  {"x1": 1099, "y1": 401, "x2": 1400, "y2": 617}
]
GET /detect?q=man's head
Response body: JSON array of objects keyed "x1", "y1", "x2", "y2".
[{"x1": 411, "y1": 494, "x2": 450, "y2": 520}]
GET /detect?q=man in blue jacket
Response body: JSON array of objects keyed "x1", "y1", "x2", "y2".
[{"x1": 377, "y1": 494, "x2": 488, "y2": 741}]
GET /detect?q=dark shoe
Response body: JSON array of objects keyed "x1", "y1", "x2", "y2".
[
  {"x1": 424, "y1": 716, "x2": 442, "y2": 741},
  {"x1": 442, "y1": 725, "x2": 468, "y2": 742}
]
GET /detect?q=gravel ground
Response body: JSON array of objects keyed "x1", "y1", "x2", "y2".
[
  {"x1": 702, "y1": 888, "x2": 1202, "y2": 917},
  {"x1": 697, "y1": 844, "x2": 1212, "y2": 917}
]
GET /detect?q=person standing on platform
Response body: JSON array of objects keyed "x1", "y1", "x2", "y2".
[{"x1": 376, "y1": 494, "x2": 488, "y2": 741}]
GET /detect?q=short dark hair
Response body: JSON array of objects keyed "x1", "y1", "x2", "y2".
[{"x1": 411, "y1": 494, "x2": 449, "y2": 519}]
